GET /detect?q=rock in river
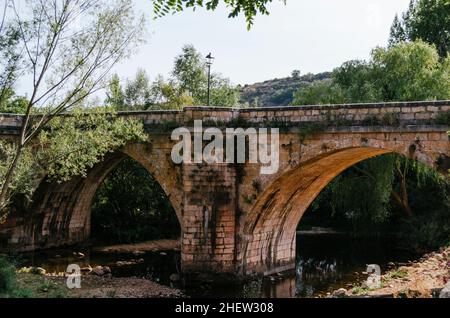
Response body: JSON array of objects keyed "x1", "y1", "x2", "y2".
[
  {"x1": 90, "y1": 266, "x2": 110, "y2": 276},
  {"x1": 332, "y1": 288, "x2": 347, "y2": 297}
]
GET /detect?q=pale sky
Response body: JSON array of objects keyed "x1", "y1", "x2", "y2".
[
  {"x1": 112, "y1": 0, "x2": 411, "y2": 86},
  {"x1": 14, "y1": 0, "x2": 411, "y2": 96}
]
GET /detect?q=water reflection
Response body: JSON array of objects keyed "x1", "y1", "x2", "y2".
[
  {"x1": 263, "y1": 276, "x2": 297, "y2": 298},
  {"x1": 296, "y1": 258, "x2": 341, "y2": 297},
  {"x1": 16, "y1": 233, "x2": 417, "y2": 298},
  {"x1": 245, "y1": 233, "x2": 416, "y2": 298}
]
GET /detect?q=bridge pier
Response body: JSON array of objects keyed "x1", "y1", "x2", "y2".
[{"x1": 181, "y1": 163, "x2": 238, "y2": 275}]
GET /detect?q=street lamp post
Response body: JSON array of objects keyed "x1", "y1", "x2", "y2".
[{"x1": 206, "y1": 53, "x2": 214, "y2": 106}]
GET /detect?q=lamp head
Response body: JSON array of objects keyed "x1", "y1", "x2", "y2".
[{"x1": 206, "y1": 53, "x2": 214, "y2": 65}]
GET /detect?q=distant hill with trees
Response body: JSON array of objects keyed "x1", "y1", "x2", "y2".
[{"x1": 238, "y1": 72, "x2": 331, "y2": 107}]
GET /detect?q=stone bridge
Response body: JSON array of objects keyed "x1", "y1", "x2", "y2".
[{"x1": 0, "y1": 101, "x2": 449, "y2": 278}]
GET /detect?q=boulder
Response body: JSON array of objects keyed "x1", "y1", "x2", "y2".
[
  {"x1": 332, "y1": 288, "x2": 347, "y2": 297},
  {"x1": 73, "y1": 252, "x2": 85, "y2": 259},
  {"x1": 81, "y1": 266, "x2": 92, "y2": 273},
  {"x1": 90, "y1": 266, "x2": 105, "y2": 276}
]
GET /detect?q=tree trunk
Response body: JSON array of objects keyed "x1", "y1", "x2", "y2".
[
  {"x1": 0, "y1": 144, "x2": 23, "y2": 220},
  {"x1": 391, "y1": 190, "x2": 413, "y2": 218},
  {"x1": 391, "y1": 160, "x2": 413, "y2": 218}
]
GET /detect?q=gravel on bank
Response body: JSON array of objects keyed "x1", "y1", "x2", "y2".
[
  {"x1": 334, "y1": 246, "x2": 450, "y2": 298},
  {"x1": 16, "y1": 273, "x2": 185, "y2": 298}
]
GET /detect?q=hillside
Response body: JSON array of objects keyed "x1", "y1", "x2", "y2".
[{"x1": 238, "y1": 72, "x2": 331, "y2": 107}]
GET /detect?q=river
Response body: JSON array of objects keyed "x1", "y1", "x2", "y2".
[{"x1": 16, "y1": 233, "x2": 418, "y2": 298}]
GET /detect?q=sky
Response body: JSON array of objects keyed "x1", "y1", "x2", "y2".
[{"x1": 112, "y1": 0, "x2": 411, "y2": 86}]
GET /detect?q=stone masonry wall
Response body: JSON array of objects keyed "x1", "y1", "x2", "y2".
[{"x1": 181, "y1": 163, "x2": 237, "y2": 275}]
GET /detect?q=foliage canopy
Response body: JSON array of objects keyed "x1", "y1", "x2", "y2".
[
  {"x1": 0, "y1": 107, "x2": 146, "y2": 221},
  {"x1": 389, "y1": 0, "x2": 450, "y2": 58},
  {"x1": 152, "y1": 0, "x2": 285, "y2": 29},
  {"x1": 292, "y1": 41, "x2": 450, "y2": 105}
]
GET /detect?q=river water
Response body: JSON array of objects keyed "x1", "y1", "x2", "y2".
[{"x1": 17, "y1": 233, "x2": 418, "y2": 298}]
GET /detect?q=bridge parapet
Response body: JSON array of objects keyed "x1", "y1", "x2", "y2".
[
  {"x1": 237, "y1": 100, "x2": 450, "y2": 125},
  {"x1": 121, "y1": 100, "x2": 450, "y2": 127},
  {"x1": 1, "y1": 101, "x2": 449, "y2": 133}
]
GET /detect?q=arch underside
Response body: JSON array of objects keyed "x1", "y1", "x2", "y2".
[
  {"x1": 10, "y1": 144, "x2": 182, "y2": 251},
  {"x1": 241, "y1": 147, "x2": 394, "y2": 275}
]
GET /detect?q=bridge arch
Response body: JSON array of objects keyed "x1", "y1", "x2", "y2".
[
  {"x1": 19, "y1": 142, "x2": 183, "y2": 250},
  {"x1": 240, "y1": 146, "x2": 440, "y2": 275}
]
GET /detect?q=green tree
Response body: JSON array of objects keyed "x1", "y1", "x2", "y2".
[
  {"x1": 0, "y1": 142, "x2": 37, "y2": 216},
  {"x1": 0, "y1": 107, "x2": 145, "y2": 222},
  {"x1": 388, "y1": 15, "x2": 406, "y2": 47},
  {"x1": 292, "y1": 42, "x2": 449, "y2": 249},
  {"x1": 124, "y1": 69, "x2": 153, "y2": 110},
  {"x1": 209, "y1": 75, "x2": 240, "y2": 107},
  {"x1": 172, "y1": 45, "x2": 208, "y2": 103},
  {"x1": 105, "y1": 71, "x2": 195, "y2": 111},
  {"x1": 152, "y1": 0, "x2": 286, "y2": 29},
  {"x1": 372, "y1": 41, "x2": 450, "y2": 101},
  {"x1": 332, "y1": 60, "x2": 381, "y2": 103},
  {"x1": 291, "y1": 70, "x2": 301, "y2": 79},
  {"x1": 149, "y1": 75, "x2": 194, "y2": 109},
  {"x1": 389, "y1": 0, "x2": 450, "y2": 58},
  {"x1": 329, "y1": 155, "x2": 396, "y2": 234},
  {"x1": 172, "y1": 44, "x2": 240, "y2": 107},
  {"x1": 0, "y1": 0, "x2": 146, "y2": 213},
  {"x1": 292, "y1": 41, "x2": 450, "y2": 105},
  {"x1": 105, "y1": 74, "x2": 125, "y2": 110},
  {"x1": 292, "y1": 80, "x2": 346, "y2": 105},
  {"x1": 91, "y1": 158, "x2": 180, "y2": 244},
  {"x1": 317, "y1": 154, "x2": 449, "y2": 245},
  {"x1": 106, "y1": 71, "x2": 153, "y2": 111},
  {"x1": 106, "y1": 45, "x2": 240, "y2": 110},
  {"x1": 38, "y1": 108, "x2": 146, "y2": 182},
  {"x1": 0, "y1": 90, "x2": 28, "y2": 114}
]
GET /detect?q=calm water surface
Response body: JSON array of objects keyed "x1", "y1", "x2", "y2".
[{"x1": 17, "y1": 233, "x2": 418, "y2": 298}]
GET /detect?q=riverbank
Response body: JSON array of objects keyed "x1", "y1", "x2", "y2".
[
  {"x1": 7, "y1": 235, "x2": 446, "y2": 298},
  {"x1": 335, "y1": 246, "x2": 450, "y2": 298},
  {"x1": 15, "y1": 273, "x2": 185, "y2": 298}
]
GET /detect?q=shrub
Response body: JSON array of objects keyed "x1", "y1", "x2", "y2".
[
  {"x1": 10, "y1": 288, "x2": 35, "y2": 298},
  {"x1": 399, "y1": 207, "x2": 450, "y2": 253},
  {"x1": 0, "y1": 256, "x2": 17, "y2": 295}
]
